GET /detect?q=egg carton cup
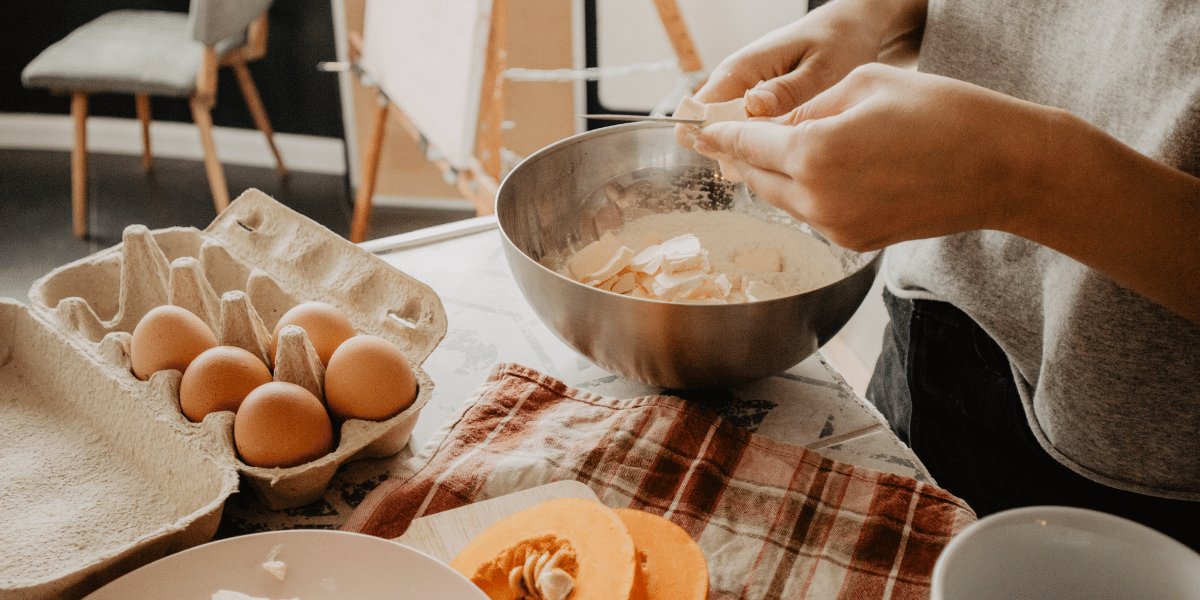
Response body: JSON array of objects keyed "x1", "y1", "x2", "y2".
[{"x1": 1, "y1": 189, "x2": 447, "y2": 599}]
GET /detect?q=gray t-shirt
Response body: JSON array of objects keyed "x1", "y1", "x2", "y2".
[{"x1": 885, "y1": 0, "x2": 1200, "y2": 500}]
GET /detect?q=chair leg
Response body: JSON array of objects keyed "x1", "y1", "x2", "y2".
[
  {"x1": 232, "y1": 60, "x2": 287, "y2": 178},
  {"x1": 70, "y1": 92, "x2": 89, "y2": 239},
  {"x1": 350, "y1": 99, "x2": 389, "y2": 243},
  {"x1": 189, "y1": 98, "x2": 230, "y2": 213},
  {"x1": 135, "y1": 94, "x2": 153, "y2": 171}
]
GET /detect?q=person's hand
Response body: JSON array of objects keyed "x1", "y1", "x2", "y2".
[
  {"x1": 693, "y1": 64, "x2": 1058, "y2": 251},
  {"x1": 692, "y1": 0, "x2": 927, "y2": 117}
]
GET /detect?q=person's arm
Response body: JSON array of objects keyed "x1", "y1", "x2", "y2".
[
  {"x1": 1015, "y1": 107, "x2": 1200, "y2": 324},
  {"x1": 694, "y1": 64, "x2": 1200, "y2": 324}
]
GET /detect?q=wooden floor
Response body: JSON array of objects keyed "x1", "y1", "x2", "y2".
[{"x1": 0, "y1": 149, "x2": 471, "y2": 300}]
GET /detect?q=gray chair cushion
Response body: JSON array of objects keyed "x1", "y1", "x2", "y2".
[
  {"x1": 21, "y1": 10, "x2": 239, "y2": 97},
  {"x1": 189, "y1": 0, "x2": 272, "y2": 46}
]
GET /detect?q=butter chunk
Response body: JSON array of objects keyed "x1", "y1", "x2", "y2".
[
  {"x1": 712, "y1": 274, "x2": 733, "y2": 298},
  {"x1": 658, "y1": 234, "x2": 707, "y2": 274},
  {"x1": 674, "y1": 96, "x2": 705, "y2": 120},
  {"x1": 676, "y1": 96, "x2": 749, "y2": 181},
  {"x1": 212, "y1": 592, "x2": 298, "y2": 600},
  {"x1": 629, "y1": 285, "x2": 654, "y2": 299},
  {"x1": 568, "y1": 233, "x2": 619, "y2": 279},
  {"x1": 609, "y1": 272, "x2": 638, "y2": 295},
  {"x1": 703, "y1": 98, "x2": 748, "y2": 123},
  {"x1": 630, "y1": 244, "x2": 665, "y2": 275},
  {"x1": 685, "y1": 278, "x2": 724, "y2": 301},
  {"x1": 261, "y1": 544, "x2": 287, "y2": 581},
  {"x1": 745, "y1": 280, "x2": 784, "y2": 302},
  {"x1": 570, "y1": 233, "x2": 634, "y2": 283},
  {"x1": 684, "y1": 273, "x2": 733, "y2": 302},
  {"x1": 261, "y1": 560, "x2": 288, "y2": 581},
  {"x1": 593, "y1": 275, "x2": 619, "y2": 292},
  {"x1": 651, "y1": 268, "x2": 706, "y2": 300},
  {"x1": 659, "y1": 233, "x2": 702, "y2": 257},
  {"x1": 674, "y1": 96, "x2": 748, "y2": 125},
  {"x1": 560, "y1": 211, "x2": 826, "y2": 304}
]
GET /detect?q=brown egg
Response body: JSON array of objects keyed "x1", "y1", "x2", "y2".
[
  {"x1": 234, "y1": 381, "x2": 334, "y2": 468},
  {"x1": 324, "y1": 335, "x2": 418, "y2": 421},
  {"x1": 130, "y1": 305, "x2": 218, "y2": 380},
  {"x1": 270, "y1": 301, "x2": 355, "y2": 365},
  {"x1": 179, "y1": 346, "x2": 273, "y2": 422}
]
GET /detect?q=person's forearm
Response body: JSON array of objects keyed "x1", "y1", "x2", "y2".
[
  {"x1": 842, "y1": 0, "x2": 928, "y2": 62},
  {"x1": 1007, "y1": 109, "x2": 1200, "y2": 324}
]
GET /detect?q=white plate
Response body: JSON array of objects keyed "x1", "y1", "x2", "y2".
[
  {"x1": 931, "y1": 506, "x2": 1200, "y2": 600},
  {"x1": 86, "y1": 529, "x2": 488, "y2": 600}
]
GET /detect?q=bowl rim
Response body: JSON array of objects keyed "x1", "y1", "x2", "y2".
[
  {"x1": 494, "y1": 121, "x2": 881, "y2": 307},
  {"x1": 90, "y1": 528, "x2": 488, "y2": 598},
  {"x1": 930, "y1": 505, "x2": 1200, "y2": 596}
]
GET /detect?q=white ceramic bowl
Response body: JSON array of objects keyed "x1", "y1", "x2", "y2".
[
  {"x1": 931, "y1": 506, "x2": 1200, "y2": 600},
  {"x1": 86, "y1": 529, "x2": 488, "y2": 600}
]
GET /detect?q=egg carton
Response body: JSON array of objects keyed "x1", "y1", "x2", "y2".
[{"x1": 0, "y1": 189, "x2": 447, "y2": 599}]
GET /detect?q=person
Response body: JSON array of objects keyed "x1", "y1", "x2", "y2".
[{"x1": 685, "y1": 0, "x2": 1199, "y2": 547}]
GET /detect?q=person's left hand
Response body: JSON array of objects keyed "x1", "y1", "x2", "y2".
[{"x1": 693, "y1": 63, "x2": 1057, "y2": 251}]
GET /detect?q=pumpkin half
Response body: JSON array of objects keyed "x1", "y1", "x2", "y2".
[
  {"x1": 616, "y1": 509, "x2": 709, "y2": 600},
  {"x1": 451, "y1": 498, "x2": 639, "y2": 600}
]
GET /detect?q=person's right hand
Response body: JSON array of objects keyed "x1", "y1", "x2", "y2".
[{"x1": 690, "y1": 0, "x2": 927, "y2": 117}]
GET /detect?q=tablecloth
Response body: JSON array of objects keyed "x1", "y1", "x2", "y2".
[{"x1": 345, "y1": 363, "x2": 976, "y2": 599}]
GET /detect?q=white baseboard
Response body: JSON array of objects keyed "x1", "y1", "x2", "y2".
[
  {"x1": 0, "y1": 113, "x2": 346, "y2": 175},
  {"x1": 369, "y1": 193, "x2": 474, "y2": 211}
]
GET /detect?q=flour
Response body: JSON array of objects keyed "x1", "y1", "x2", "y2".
[
  {"x1": 0, "y1": 387, "x2": 183, "y2": 585},
  {"x1": 560, "y1": 211, "x2": 843, "y2": 303}
]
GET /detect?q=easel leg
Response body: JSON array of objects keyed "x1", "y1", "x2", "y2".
[
  {"x1": 651, "y1": 0, "x2": 704, "y2": 74},
  {"x1": 135, "y1": 94, "x2": 153, "y2": 171},
  {"x1": 70, "y1": 92, "x2": 89, "y2": 239},
  {"x1": 350, "y1": 96, "x2": 388, "y2": 243}
]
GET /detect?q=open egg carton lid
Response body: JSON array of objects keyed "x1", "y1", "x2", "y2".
[{"x1": 1, "y1": 189, "x2": 447, "y2": 599}]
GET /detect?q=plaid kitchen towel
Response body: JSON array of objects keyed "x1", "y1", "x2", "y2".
[{"x1": 345, "y1": 363, "x2": 976, "y2": 599}]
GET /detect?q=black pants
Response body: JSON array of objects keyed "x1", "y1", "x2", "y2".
[{"x1": 867, "y1": 290, "x2": 1199, "y2": 549}]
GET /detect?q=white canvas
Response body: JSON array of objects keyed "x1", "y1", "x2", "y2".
[{"x1": 361, "y1": 0, "x2": 493, "y2": 169}]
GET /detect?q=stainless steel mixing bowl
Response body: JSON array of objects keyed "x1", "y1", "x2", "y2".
[{"x1": 496, "y1": 122, "x2": 880, "y2": 388}]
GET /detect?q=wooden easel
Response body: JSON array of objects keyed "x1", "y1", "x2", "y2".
[{"x1": 346, "y1": 0, "x2": 702, "y2": 243}]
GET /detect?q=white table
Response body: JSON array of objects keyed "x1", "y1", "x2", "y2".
[{"x1": 220, "y1": 217, "x2": 927, "y2": 534}]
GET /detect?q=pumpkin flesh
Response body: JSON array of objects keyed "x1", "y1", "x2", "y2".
[
  {"x1": 616, "y1": 509, "x2": 708, "y2": 600},
  {"x1": 451, "y1": 498, "x2": 639, "y2": 600}
]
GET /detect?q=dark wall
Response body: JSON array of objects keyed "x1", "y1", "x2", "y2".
[{"x1": 0, "y1": 0, "x2": 343, "y2": 138}]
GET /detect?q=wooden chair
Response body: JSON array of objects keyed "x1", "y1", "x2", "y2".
[{"x1": 21, "y1": 0, "x2": 286, "y2": 239}]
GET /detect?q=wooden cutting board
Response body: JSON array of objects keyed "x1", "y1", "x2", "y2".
[{"x1": 393, "y1": 480, "x2": 600, "y2": 563}]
